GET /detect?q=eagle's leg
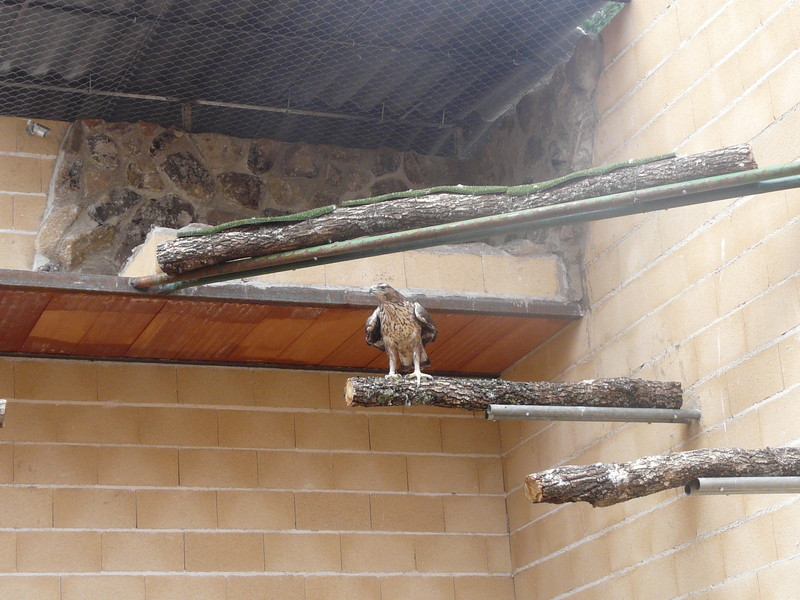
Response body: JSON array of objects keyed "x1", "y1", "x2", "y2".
[
  {"x1": 385, "y1": 349, "x2": 401, "y2": 380},
  {"x1": 407, "y1": 349, "x2": 433, "y2": 387}
]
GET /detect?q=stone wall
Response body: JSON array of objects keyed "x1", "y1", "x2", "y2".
[{"x1": 35, "y1": 34, "x2": 602, "y2": 275}]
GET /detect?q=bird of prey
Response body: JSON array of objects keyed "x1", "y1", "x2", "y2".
[{"x1": 366, "y1": 283, "x2": 438, "y2": 386}]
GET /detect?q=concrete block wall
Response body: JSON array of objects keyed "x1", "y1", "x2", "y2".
[
  {"x1": 0, "y1": 358, "x2": 513, "y2": 599},
  {"x1": 502, "y1": 0, "x2": 800, "y2": 598},
  {"x1": 0, "y1": 117, "x2": 68, "y2": 270}
]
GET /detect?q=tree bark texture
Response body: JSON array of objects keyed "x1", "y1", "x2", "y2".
[
  {"x1": 524, "y1": 447, "x2": 800, "y2": 507},
  {"x1": 157, "y1": 145, "x2": 756, "y2": 274},
  {"x1": 345, "y1": 376, "x2": 683, "y2": 411}
]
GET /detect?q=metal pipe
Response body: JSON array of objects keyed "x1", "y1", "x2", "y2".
[
  {"x1": 485, "y1": 404, "x2": 701, "y2": 423},
  {"x1": 131, "y1": 165, "x2": 800, "y2": 292},
  {"x1": 685, "y1": 477, "x2": 800, "y2": 495}
]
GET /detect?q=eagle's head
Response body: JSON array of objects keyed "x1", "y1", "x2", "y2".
[{"x1": 369, "y1": 282, "x2": 405, "y2": 303}]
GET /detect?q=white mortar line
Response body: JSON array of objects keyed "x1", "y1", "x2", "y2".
[
  {"x1": 0, "y1": 570, "x2": 513, "y2": 578},
  {"x1": 0, "y1": 150, "x2": 58, "y2": 160}
]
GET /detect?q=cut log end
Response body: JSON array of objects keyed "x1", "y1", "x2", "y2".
[{"x1": 0, "y1": 398, "x2": 5, "y2": 428}]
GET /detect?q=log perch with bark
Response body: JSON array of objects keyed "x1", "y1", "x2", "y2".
[
  {"x1": 344, "y1": 376, "x2": 683, "y2": 411},
  {"x1": 525, "y1": 447, "x2": 800, "y2": 507},
  {"x1": 156, "y1": 145, "x2": 757, "y2": 274}
]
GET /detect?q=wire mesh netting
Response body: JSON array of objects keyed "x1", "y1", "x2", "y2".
[{"x1": 0, "y1": 0, "x2": 618, "y2": 156}]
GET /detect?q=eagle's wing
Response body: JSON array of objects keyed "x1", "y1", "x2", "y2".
[
  {"x1": 413, "y1": 302, "x2": 438, "y2": 345},
  {"x1": 365, "y1": 307, "x2": 385, "y2": 349}
]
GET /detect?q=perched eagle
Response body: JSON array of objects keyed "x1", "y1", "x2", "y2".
[{"x1": 366, "y1": 283, "x2": 438, "y2": 385}]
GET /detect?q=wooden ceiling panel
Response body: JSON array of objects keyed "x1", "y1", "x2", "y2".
[
  {"x1": 0, "y1": 270, "x2": 582, "y2": 375},
  {"x1": 173, "y1": 303, "x2": 274, "y2": 362},
  {"x1": 21, "y1": 293, "x2": 110, "y2": 354},
  {"x1": 74, "y1": 296, "x2": 165, "y2": 357},
  {"x1": 0, "y1": 289, "x2": 52, "y2": 351},
  {"x1": 226, "y1": 305, "x2": 325, "y2": 363}
]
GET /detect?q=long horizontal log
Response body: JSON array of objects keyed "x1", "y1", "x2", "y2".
[
  {"x1": 525, "y1": 447, "x2": 800, "y2": 507},
  {"x1": 345, "y1": 376, "x2": 683, "y2": 411},
  {"x1": 157, "y1": 145, "x2": 756, "y2": 274}
]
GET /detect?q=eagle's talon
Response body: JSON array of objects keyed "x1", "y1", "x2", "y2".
[{"x1": 407, "y1": 372, "x2": 433, "y2": 388}]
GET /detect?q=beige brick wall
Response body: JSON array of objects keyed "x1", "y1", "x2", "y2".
[
  {"x1": 0, "y1": 358, "x2": 512, "y2": 598},
  {"x1": 0, "y1": 117, "x2": 69, "y2": 270},
  {"x1": 503, "y1": 0, "x2": 800, "y2": 598}
]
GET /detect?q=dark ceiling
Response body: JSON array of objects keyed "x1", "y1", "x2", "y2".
[{"x1": 0, "y1": 0, "x2": 611, "y2": 155}]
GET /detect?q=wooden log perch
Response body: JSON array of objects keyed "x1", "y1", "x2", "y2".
[
  {"x1": 0, "y1": 398, "x2": 4, "y2": 427},
  {"x1": 156, "y1": 144, "x2": 756, "y2": 274},
  {"x1": 525, "y1": 447, "x2": 800, "y2": 507},
  {"x1": 345, "y1": 376, "x2": 683, "y2": 411}
]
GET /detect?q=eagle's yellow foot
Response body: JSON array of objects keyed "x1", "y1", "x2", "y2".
[
  {"x1": 384, "y1": 373, "x2": 401, "y2": 380},
  {"x1": 406, "y1": 371, "x2": 433, "y2": 388}
]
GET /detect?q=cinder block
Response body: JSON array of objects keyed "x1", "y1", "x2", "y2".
[
  {"x1": 403, "y1": 250, "x2": 485, "y2": 293},
  {"x1": 332, "y1": 452, "x2": 407, "y2": 492},
  {"x1": 768, "y1": 52, "x2": 800, "y2": 118},
  {"x1": 15, "y1": 359, "x2": 97, "y2": 402},
  {"x1": 633, "y1": 7, "x2": 681, "y2": 73},
  {"x1": 0, "y1": 443, "x2": 13, "y2": 484},
  {"x1": 0, "y1": 194, "x2": 12, "y2": 228},
  {"x1": 54, "y1": 488, "x2": 136, "y2": 528},
  {"x1": 136, "y1": 489, "x2": 217, "y2": 529},
  {"x1": 12, "y1": 118, "x2": 69, "y2": 155},
  {"x1": 510, "y1": 527, "x2": 541, "y2": 571},
  {"x1": 779, "y1": 332, "x2": 800, "y2": 388},
  {"x1": 12, "y1": 194, "x2": 46, "y2": 231},
  {"x1": 758, "y1": 558, "x2": 800, "y2": 598},
  {"x1": 763, "y1": 216, "x2": 800, "y2": 286},
  {"x1": 295, "y1": 412, "x2": 369, "y2": 451},
  {"x1": 217, "y1": 490, "x2": 295, "y2": 530},
  {"x1": 629, "y1": 555, "x2": 681, "y2": 600},
  {"x1": 717, "y1": 82, "x2": 776, "y2": 148},
  {"x1": 98, "y1": 446, "x2": 178, "y2": 487},
  {"x1": 705, "y1": 0, "x2": 761, "y2": 64},
  {"x1": 17, "y1": 530, "x2": 101, "y2": 572},
  {"x1": 481, "y1": 254, "x2": 560, "y2": 297},
  {"x1": 138, "y1": 406, "x2": 218, "y2": 447},
  {"x1": 257, "y1": 450, "x2": 335, "y2": 490},
  {"x1": 737, "y1": 15, "x2": 796, "y2": 90},
  {"x1": 370, "y1": 494, "x2": 444, "y2": 532},
  {"x1": 443, "y1": 496, "x2": 508, "y2": 534},
  {"x1": 718, "y1": 515, "x2": 778, "y2": 578},
  {"x1": 263, "y1": 532, "x2": 341, "y2": 572},
  {"x1": 340, "y1": 533, "x2": 415, "y2": 573},
  {"x1": 14, "y1": 443, "x2": 97, "y2": 485},
  {"x1": 324, "y1": 253, "x2": 407, "y2": 288},
  {"x1": 769, "y1": 501, "x2": 800, "y2": 558},
  {"x1": 217, "y1": 409, "x2": 295, "y2": 449},
  {"x1": 304, "y1": 576, "x2": 381, "y2": 600},
  {"x1": 144, "y1": 575, "x2": 226, "y2": 600},
  {"x1": 254, "y1": 369, "x2": 330, "y2": 409},
  {"x1": 295, "y1": 490, "x2": 371, "y2": 531},
  {"x1": 0, "y1": 482, "x2": 53, "y2": 528},
  {"x1": 55, "y1": 404, "x2": 139, "y2": 444},
  {"x1": 61, "y1": 576, "x2": 146, "y2": 600},
  {"x1": 380, "y1": 575, "x2": 455, "y2": 600},
  {"x1": 725, "y1": 345, "x2": 785, "y2": 416},
  {"x1": 0, "y1": 576, "x2": 60, "y2": 600},
  {"x1": 441, "y1": 417, "x2": 501, "y2": 455},
  {"x1": 486, "y1": 535, "x2": 513, "y2": 573},
  {"x1": 0, "y1": 531, "x2": 14, "y2": 572},
  {"x1": 368, "y1": 414, "x2": 442, "y2": 453},
  {"x1": 225, "y1": 575, "x2": 305, "y2": 600},
  {"x1": 0, "y1": 155, "x2": 45, "y2": 193},
  {"x1": 97, "y1": 362, "x2": 178, "y2": 403},
  {"x1": 176, "y1": 365, "x2": 255, "y2": 406},
  {"x1": 415, "y1": 534, "x2": 488, "y2": 573},
  {"x1": 690, "y1": 56, "x2": 745, "y2": 128},
  {"x1": 0, "y1": 402, "x2": 59, "y2": 442},
  {"x1": 454, "y1": 576, "x2": 515, "y2": 600},
  {"x1": 184, "y1": 532, "x2": 264, "y2": 572},
  {"x1": 742, "y1": 279, "x2": 800, "y2": 352},
  {"x1": 407, "y1": 455, "x2": 480, "y2": 494},
  {"x1": 179, "y1": 448, "x2": 259, "y2": 488},
  {"x1": 102, "y1": 532, "x2": 184, "y2": 572}
]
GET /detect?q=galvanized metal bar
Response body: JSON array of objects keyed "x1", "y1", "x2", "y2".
[
  {"x1": 685, "y1": 476, "x2": 800, "y2": 495},
  {"x1": 485, "y1": 404, "x2": 701, "y2": 423},
  {"x1": 131, "y1": 164, "x2": 800, "y2": 292}
]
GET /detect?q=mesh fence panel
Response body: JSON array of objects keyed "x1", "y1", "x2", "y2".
[{"x1": 0, "y1": 0, "x2": 616, "y2": 156}]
